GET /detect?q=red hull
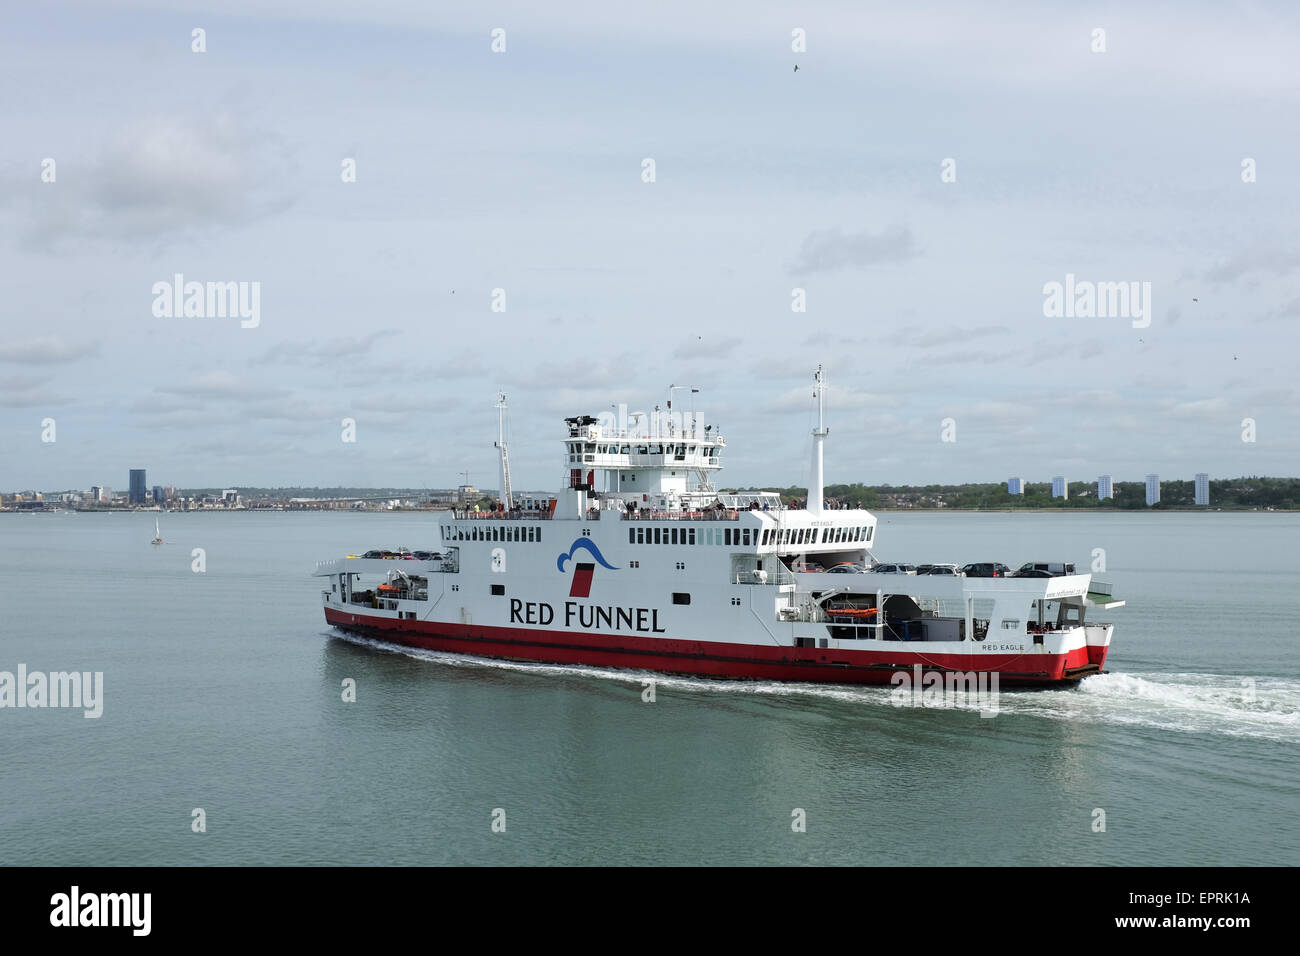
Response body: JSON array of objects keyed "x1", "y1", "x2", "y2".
[{"x1": 324, "y1": 607, "x2": 1104, "y2": 685}]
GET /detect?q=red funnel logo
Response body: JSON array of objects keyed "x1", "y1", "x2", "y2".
[
  {"x1": 557, "y1": 537, "x2": 618, "y2": 598},
  {"x1": 570, "y1": 562, "x2": 596, "y2": 598}
]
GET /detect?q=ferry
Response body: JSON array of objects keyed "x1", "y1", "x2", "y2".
[{"x1": 315, "y1": 371, "x2": 1123, "y2": 686}]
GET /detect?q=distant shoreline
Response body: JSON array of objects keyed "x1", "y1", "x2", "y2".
[{"x1": 3, "y1": 506, "x2": 1296, "y2": 515}]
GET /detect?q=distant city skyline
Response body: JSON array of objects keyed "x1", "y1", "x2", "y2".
[{"x1": 3, "y1": 2, "x2": 1298, "y2": 490}]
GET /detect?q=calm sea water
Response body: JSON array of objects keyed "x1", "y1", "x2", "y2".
[{"x1": 1, "y1": 510, "x2": 1296, "y2": 866}]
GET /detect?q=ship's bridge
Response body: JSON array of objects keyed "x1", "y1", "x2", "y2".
[{"x1": 562, "y1": 412, "x2": 724, "y2": 504}]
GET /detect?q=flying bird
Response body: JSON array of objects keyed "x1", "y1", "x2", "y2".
[
  {"x1": 1192, "y1": 297, "x2": 1198, "y2": 302},
  {"x1": 793, "y1": 64, "x2": 799, "y2": 72}
]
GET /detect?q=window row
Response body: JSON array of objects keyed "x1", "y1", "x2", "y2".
[
  {"x1": 442, "y1": 524, "x2": 541, "y2": 543},
  {"x1": 761, "y1": 525, "x2": 872, "y2": 546},
  {"x1": 566, "y1": 442, "x2": 719, "y2": 458},
  {"x1": 627, "y1": 526, "x2": 756, "y2": 547}
]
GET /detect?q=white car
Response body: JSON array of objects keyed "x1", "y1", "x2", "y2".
[
  {"x1": 870, "y1": 563, "x2": 917, "y2": 574},
  {"x1": 917, "y1": 563, "x2": 964, "y2": 576}
]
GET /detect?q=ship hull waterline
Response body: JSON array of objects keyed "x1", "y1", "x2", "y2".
[{"x1": 324, "y1": 607, "x2": 1106, "y2": 687}]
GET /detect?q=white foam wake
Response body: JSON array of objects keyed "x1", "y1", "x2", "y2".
[{"x1": 328, "y1": 633, "x2": 1300, "y2": 743}]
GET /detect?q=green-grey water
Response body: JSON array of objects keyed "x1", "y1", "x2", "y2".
[{"x1": 1, "y1": 510, "x2": 1297, "y2": 865}]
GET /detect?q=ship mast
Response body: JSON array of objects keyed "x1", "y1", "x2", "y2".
[
  {"x1": 495, "y1": 393, "x2": 513, "y2": 509},
  {"x1": 809, "y1": 365, "x2": 827, "y2": 515}
]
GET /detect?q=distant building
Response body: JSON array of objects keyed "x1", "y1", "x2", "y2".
[
  {"x1": 1145, "y1": 474, "x2": 1160, "y2": 507},
  {"x1": 1051, "y1": 476, "x2": 1068, "y2": 499},
  {"x1": 100, "y1": 486, "x2": 113, "y2": 503},
  {"x1": 90, "y1": 485, "x2": 102, "y2": 502},
  {"x1": 129, "y1": 469, "x2": 147, "y2": 505},
  {"x1": 1097, "y1": 475, "x2": 1113, "y2": 500},
  {"x1": 1006, "y1": 477, "x2": 1024, "y2": 495},
  {"x1": 222, "y1": 489, "x2": 239, "y2": 506},
  {"x1": 152, "y1": 485, "x2": 165, "y2": 506},
  {"x1": 1195, "y1": 473, "x2": 1210, "y2": 506},
  {"x1": 458, "y1": 484, "x2": 478, "y2": 502}
]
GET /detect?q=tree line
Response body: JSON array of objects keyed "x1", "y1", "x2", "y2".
[{"x1": 724, "y1": 477, "x2": 1300, "y2": 510}]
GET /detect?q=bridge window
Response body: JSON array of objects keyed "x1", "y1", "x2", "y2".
[
  {"x1": 671, "y1": 527, "x2": 679, "y2": 545},
  {"x1": 491, "y1": 584, "x2": 505, "y2": 596},
  {"x1": 864, "y1": 526, "x2": 872, "y2": 542},
  {"x1": 673, "y1": 592, "x2": 691, "y2": 605},
  {"x1": 629, "y1": 529, "x2": 636, "y2": 544},
  {"x1": 688, "y1": 528, "x2": 696, "y2": 545}
]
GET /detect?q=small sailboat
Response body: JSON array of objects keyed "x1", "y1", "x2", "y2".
[{"x1": 151, "y1": 518, "x2": 163, "y2": 546}]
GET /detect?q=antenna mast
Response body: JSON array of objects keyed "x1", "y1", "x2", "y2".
[
  {"x1": 495, "y1": 393, "x2": 513, "y2": 509},
  {"x1": 809, "y1": 365, "x2": 828, "y2": 515}
]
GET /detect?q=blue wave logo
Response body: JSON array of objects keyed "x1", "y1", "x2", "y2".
[{"x1": 556, "y1": 537, "x2": 619, "y2": 573}]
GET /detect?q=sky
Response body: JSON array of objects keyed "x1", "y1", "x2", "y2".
[{"x1": 2, "y1": 1, "x2": 1298, "y2": 494}]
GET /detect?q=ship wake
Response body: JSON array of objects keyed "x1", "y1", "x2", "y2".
[{"x1": 328, "y1": 632, "x2": 1299, "y2": 743}]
